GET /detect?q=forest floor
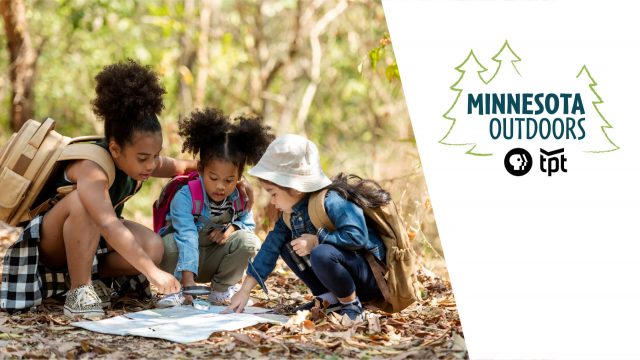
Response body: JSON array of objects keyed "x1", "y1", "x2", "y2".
[{"x1": 0, "y1": 224, "x2": 467, "y2": 360}]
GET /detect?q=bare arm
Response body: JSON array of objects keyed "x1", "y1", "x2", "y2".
[
  {"x1": 68, "y1": 160, "x2": 180, "y2": 293},
  {"x1": 151, "y1": 156, "x2": 198, "y2": 178}
]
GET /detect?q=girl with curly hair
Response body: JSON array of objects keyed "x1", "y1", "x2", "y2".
[
  {"x1": 156, "y1": 109, "x2": 273, "y2": 307},
  {"x1": 30, "y1": 60, "x2": 195, "y2": 318}
]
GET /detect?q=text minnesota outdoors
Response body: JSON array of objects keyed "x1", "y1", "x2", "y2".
[{"x1": 468, "y1": 93, "x2": 587, "y2": 140}]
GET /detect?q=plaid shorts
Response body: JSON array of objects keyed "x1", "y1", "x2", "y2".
[{"x1": 1, "y1": 215, "x2": 150, "y2": 313}]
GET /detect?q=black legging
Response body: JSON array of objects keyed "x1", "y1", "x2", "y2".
[{"x1": 280, "y1": 243, "x2": 382, "y2": 302}]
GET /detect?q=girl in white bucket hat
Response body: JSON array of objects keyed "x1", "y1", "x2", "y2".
[{"x1": 223, "y1": 134, "x2": 388, "y2": 321}]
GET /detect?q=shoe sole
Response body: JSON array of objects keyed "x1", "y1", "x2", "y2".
[{"x1": 64, "y1": 306, "x2": 105, "y2": 319}]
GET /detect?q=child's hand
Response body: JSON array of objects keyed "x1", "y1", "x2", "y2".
[
  {"x1": 291, "y1": 234, "x2": 318, "y2": 257},
  {"x1": 222, "y1": 289, "x2": 251, "y2": 313},
  {"x1": 209, "y1": 225, "x2": 236, "y2": 244},
  {"x1": 237, "y1": 177, "x2": 254, "y2": 211},
  {"x1": 147, "y1": 269, "x2": 181, "y2": 294}
]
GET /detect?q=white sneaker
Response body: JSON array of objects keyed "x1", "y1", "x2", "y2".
[
  {"x1": 64, "y1": 284, "x2": 105, "y2": 318},
  {"x1": 208, "y1": 284, "x2": 241, "y2": 305},
  {"x1": 156, "y1": 292, "x2": 185, "y2": 308}
]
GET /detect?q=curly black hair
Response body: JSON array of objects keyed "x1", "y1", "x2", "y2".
[
  {"x1": 91, "y1": 59, "x2": 166, "y2": 146},
  {"x1": 178, "y1": 108, "x2": 274, "y2": 176}
]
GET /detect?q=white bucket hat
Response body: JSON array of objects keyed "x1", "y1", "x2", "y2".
[{"x1": 248, "y1": 134, "x2": 332, "y2": 192}]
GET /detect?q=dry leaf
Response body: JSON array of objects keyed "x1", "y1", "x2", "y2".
[
  {"x1": 286, "y1": 310, "x2": 309, "y2": 326},
  {"x1": 230, "y1": 333, "x2": 256, "y2": 346},
  {"x1": 300, "y1": 319, "x2": 315, "y2": 334},
  {"x1": 367, "y1": 313, "x2": 382, "y2": 333}
]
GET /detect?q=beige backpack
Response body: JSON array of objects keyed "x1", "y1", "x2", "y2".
[
  {"x1": 283, "y1": 188, "x2": 422, "y2": 313},
  {"x1": 0, "y1": 118, "x2": 115, "y2": 227}
]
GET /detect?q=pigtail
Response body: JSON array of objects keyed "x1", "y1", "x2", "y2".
[
  {"x1": 92, "y1": 59, "x2": 165, "y2": 145},
  {"x1": 178, "y1": 108, "x2": 229, "y2": 161},
  {"x1": 229, "y1": 114, "x2": 275, "y2": 166},
  {"x1": 327, "y1": 173, "x2": 391, "y2": 208}
]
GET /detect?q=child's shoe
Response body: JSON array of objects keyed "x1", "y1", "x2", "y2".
[
  {"x1": 292, "y1": 297, "x2": 341, "y2": 313},
  {"x1": 92, "y1": 279, "x2": 114, "y2": 308},
  {"x1": 156, "y1": 292, "x2": 185, "y2": 308},
  {"x1": 337, "y1": 299, "x2": 365, "y2": 321},
  {"x1": 208, "y1": 284, "x2": 241, "y2": 305},
  {"x1": 63, "y1": 284, "x2": 105, "y2": 318}
]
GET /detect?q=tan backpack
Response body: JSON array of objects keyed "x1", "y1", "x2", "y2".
[
  {"x1": 0, "y1": 118, "x2": 115, "y2": 227},
  {"x1": 283, "y1": 188, "x2": 422, "y2": 313}
]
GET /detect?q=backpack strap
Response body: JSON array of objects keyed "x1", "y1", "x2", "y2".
[
  {"x1": 282, "y1": 189, "x2": 335, "y2": 231},
  {"x1": 59, "y1": 143, "x2": 116, "y2": 188},
  {"x1": 188, "y1": 178, "x2": 204, "y2": 216},
  {"x1": 364, "y1": 252, "x2": 391, "y2": 304},
  {"x1": 232, "y1": 190, "x2": 246, "y2": 212},
  {"x1": 112, "y1": 181, "x2": 143, "y2": 210},
  {"x1": 308, "y1": 189, "x2": 335, "y2": 232},
  {"x1": 13, "y1": 118, "x2": 57, "y2": 175}
]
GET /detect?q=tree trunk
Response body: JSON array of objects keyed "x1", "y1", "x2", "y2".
[
  {"x1": 177, "y1": 0, "x2": 196, "y2": 116},
  {"x1": 194, "y1": 0, "x2": 218, "y2": 109},
  {"x1": 1, "y1": 0, "x2": 37, "y2": 131}
]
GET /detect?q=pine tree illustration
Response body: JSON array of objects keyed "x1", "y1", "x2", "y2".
[
  {"x1": 486, "y1": 40, "x2": 521, "y2": 85},
  {"x1": 440, "y1": 50, "x2": 492, "y2": 155},
  {"x1": 576, "y1": 65, "x2": 619, "y2": 152}
]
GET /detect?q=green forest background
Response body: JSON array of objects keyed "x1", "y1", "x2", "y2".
[{"x1": 0, "y1": 0, "x2": 441, "y2": 259}]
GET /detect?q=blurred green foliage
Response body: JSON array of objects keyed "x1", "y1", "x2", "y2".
[{"x1": 0, "y1": 1, "x2": 438, "y2": 257}]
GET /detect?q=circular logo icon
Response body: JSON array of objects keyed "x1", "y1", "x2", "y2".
[{"x1": 504, "y1": 148, "x2": 532, "y2": 176}]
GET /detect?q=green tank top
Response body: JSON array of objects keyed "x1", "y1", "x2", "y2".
[{"x1": 44, "y1": 139, "x2": 138, "y2": 217}]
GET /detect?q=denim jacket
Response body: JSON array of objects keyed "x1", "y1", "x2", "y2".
[
  {"x1": 246, "y1": 190, "x2": 385, "y2": 289},
  {"x1": 165, "y1": 179, "x2": 255, "y2": 277}
]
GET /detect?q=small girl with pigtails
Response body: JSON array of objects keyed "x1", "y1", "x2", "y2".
[{"x1": 156, "y1": 108, "x2": 274, "y2": 306}]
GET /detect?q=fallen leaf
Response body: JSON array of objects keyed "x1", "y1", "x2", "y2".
[
  {"x1": 300, "y1": 319, "x2": 314, "y2": 334},
  {"x1": 286, "y1": 310, "x2": 309, "y2": 326},
  {"x1": 367, "y1": 313, "x2": 382, "y2": 333},
  {"x1": 0, "y1": 333, "x2": 21, "y2": 340},
  {"x1": 0, "y1": 325, "x2": 23, "y2": 334},
  {"x1": 230, "y1": 333, "x2": 256, "y2": 346}
]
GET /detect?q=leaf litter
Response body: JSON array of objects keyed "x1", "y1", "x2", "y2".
[{"x1": 1, "y1": 227, "x2": 467, "y2": 359}]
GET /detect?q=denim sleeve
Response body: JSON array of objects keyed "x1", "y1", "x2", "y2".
[
  {"x1": 246, "y1": 216, "x2": 291, "y2": 287},
  {"x1": 232, "y1": 209, "x2": 256, "y2": 232},
  {"x1": 316, "y1": 191, "x2": 368, "y2": 251},
  {"x1": 169, "y1": 186, "x2": 200, "y2": 276}
]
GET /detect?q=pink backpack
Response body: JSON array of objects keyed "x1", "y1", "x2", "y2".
[
  {"x1": 153, "y1": 171, "x2": 204, "y2": 233},
  {"x1": 152, "y1": 171, "x2": 246, "y2": 233}
]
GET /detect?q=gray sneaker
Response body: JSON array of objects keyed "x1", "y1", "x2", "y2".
[
  {"x1": 92, "y1": 280, "x2": 113, "y2": 308},
  {"x1": 156, "y1": 292, "x2": 185, "y2": 308},
  {"x1": 64, "y1": 284, "x2": 105, "y2": 318},
  {"x1": 208, "y1": 284, "x2": 241, "y2": 305}
]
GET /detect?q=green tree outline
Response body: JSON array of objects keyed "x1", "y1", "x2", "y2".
[
  {"x1": 576, "y1": 65, "x2": 620, "y2": 153},
  {"x1": 486, "y1": 40, "x2": 521, "y2": 84},
  {"x1": 439, "y1": 50, "x2": 492, "y2": 156}
]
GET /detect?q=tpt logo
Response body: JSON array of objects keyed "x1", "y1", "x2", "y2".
[
  {"x1": 540, "y1": 148, "x2": 567, "y2": 176},
  {"x1": 504, "y1": 148, "x2": 567, "y2": 176}
]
